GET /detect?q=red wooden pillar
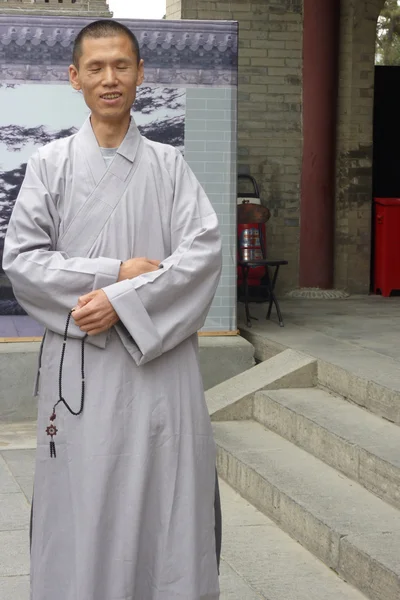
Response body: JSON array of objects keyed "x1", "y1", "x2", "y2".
[{"x1": 299, "y1": 0, "x2": 340, "y2": 289}]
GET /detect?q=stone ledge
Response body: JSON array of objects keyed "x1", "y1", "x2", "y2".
[
  {"x1": 0, "y1": 337, "x2": 255, "y2": 422},
  {"x1": 206, "y1": 348, "x2": 317, "y2": 420}
]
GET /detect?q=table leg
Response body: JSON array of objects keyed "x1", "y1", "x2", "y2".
[
  {"x1": 265, "y1": 266, "x2": 285, "y2": 326},
  {"x1": 243, "y1": 266, "x2": 252, "y2": 327}
]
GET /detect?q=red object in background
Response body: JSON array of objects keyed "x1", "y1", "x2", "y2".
[
  {"x1": 237, "y1": 223, "x2": 266, "y2": 286},
  {"x1": 237, "y1": 175, "x2": 270, "y2": 289},
  {"x1": 374, "y1": 198, "x2": 400, "y2": 297}
]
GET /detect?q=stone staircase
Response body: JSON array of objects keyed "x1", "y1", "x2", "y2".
[{"x1": 207, "y1": 349, "x2": 400, "y2": 600}]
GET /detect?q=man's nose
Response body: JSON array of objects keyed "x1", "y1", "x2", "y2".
[{"x1": 103, "y1": 67, "x2": 118, "y2": 86}]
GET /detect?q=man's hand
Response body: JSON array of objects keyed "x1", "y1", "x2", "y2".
[
  {"x1": 72, "y1": 258, "x2": 161, "y2": 335},
  {"x1": 118, "y1": 258, "x2": 160, "y2": 282},
  {"x1": 72, "y1": 289, "x2": 119, "y2": 336}
]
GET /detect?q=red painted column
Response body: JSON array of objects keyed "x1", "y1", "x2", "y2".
[{"x1": 299, "y1": 0, "x2": 340, "y2": 289}]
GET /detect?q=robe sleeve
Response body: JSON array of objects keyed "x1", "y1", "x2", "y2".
[
  {"x1": 102, "y1": 149, "x2": 223, "y2": 366},
  {"x1": 2, "y1": 154, "x2": 121, "y2": 348}
]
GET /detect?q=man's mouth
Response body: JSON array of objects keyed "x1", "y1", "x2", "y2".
[{"x1": 101, "y1": 93, "x2": 122, "y2": 100}]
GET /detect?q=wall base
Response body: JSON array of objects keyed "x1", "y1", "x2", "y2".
[{"x1": 0, "y1": 337, "x2": 255, "y2": 422}]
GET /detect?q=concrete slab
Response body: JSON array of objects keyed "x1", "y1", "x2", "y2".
[
  {"x1": 1, "y1": 449, "x2": 35, "y2": 504},
  {"x1": 206, "y1": 349, "x2": 316, "y2": 421},
  {"x1": 239, "y1": 302, "x2": 400, "y2": 425},
  {"x1": 219, "y1": 560, "x2": 262, "y2": 600},
  {"x1": 0, "y1": 455, "x2": 21, "y2": 494},
  {"x1": 254, "y1": 388, "x2": 400, "y2": 509},
  {"x1": 0, "y1": 575, "x2": 29, "y2": 600},
  {"x1": 1, "y1": 450, "x2": 36, "y2": 481},
  {"x1": 0, "y1": 493, "x2": 30, "y2": 532},
  {"x1": 0, "y1": 343, "x2": 40, "y2": 423},
  {"x1": 339, "y1": 531, "x2": 400, "y2": 600},
  {"x1": 0, "y1": 529, "x2": 30, "y2": 576},
  {"x1": 0, "y1": 441, "x2": 370, "y2": 600},
  {"x1": 199, "y1": 336, "x2": 255, "y2": 390},
  {"x1": 214, "y1": 420, "x2": 400, "y2": 600},
  {"x1": 240, "y1": 295, "x2": 400, "y2": 362},
  {"x1": 219, "y1": 479, "x2": 367, "y2": 600},
  {"x1": 0, "y1": 337, "x2": 254, "y2": 421},
  {"x1": 0, "y1": 422, "x2": 37, "y2": 451}
]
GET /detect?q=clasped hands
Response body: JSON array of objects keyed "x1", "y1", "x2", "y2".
[{"x1": 72, "y1": 257, "x2": 160, "y2": 336}]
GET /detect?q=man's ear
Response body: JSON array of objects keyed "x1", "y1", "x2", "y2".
[
  {"x1": 69, "y1": 64, "x2": 81, "y2": 91},
  {"x1": 137, "y1": 59, "x2": 145, "y2": 87}
]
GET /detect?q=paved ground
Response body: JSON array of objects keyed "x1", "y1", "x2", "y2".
[
  {"x1": 0, "y1": 430, "x2": 366, "y2": 600},
  {"x1": 239, "y1": 294, "x2": 400, "y2": 361},
  {"x1": 238, "y1": 296, "x2": 400, "y2": 403},
  {"x1": 0, "y1": 424, "x2": 266, "y2": 600}
]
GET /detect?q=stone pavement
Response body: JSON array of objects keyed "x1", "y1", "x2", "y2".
[
  {"x1": 0, "y1": 420, "x2": 367, "y2": 600},
  {"x1": 0, "y1": 423, "x2": 262, "y2": 600},
  {"x1": 240, "y1": 294, "x2": 400, "y2": 362},
  {"x1": 0, "y1": 442, "x2": 33, "y2": 600}
]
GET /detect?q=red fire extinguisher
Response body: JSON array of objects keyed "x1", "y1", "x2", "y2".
[{"x1": 237, "y1": 175, "x2": 270, "y2": 288}]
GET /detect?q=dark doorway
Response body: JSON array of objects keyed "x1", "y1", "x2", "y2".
[{"x1": 373, "y1": 66, "x2": 400, "y2": 198}]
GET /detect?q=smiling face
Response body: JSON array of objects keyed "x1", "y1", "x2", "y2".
[{"x1": 69, "y1": 34, "x2": 144, "y2": 124}]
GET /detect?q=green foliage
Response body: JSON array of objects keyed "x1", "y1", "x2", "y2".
[{"x1": 376, "y1": 0, "x2": 400, "y2": 65}]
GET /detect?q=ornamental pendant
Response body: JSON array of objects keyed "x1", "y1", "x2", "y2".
[{"x1": 46, "y1": 412, "x2": 58, "y2": 458}]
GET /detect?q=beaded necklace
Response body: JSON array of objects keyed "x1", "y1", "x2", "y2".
[{"x1": 46, "y1": 310, "x2": 86, "y2": 458}]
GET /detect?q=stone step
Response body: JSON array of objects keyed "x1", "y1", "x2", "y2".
[
  {"x1": 240, "y1": 323, "x2": 400, "y2": 425},
  {"x1": 253, "y1": 388, "x2": 400, "y2": 510},
  {"x1": 219, "y1": 479, "x2": 367, "y2": 600},
  {"x1": 214, "y1": 420, "x2": 400, "y2": 600}
]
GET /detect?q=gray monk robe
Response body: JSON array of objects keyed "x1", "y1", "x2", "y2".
[{"x1": 3, "y1": 117, "x2": 222, "y2": 600}]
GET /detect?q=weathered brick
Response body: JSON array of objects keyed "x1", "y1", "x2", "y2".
[
  {"x1": 268, "y1": 49, "x2": 301, "y2": 58},
  {"x1": 268, "y1": 84, "x2": 301, "y2": 94},
  {"x1": 268, "y1": 32, "x2": 302, "y2": 41},
  {"x1": 268, "y1": 67, "x2": 295, "y2": 77},
  {"x1": 243, "y1": 84, "x2": 268, "y2": 93},
  {"x1": 218, "y1": 2, "x2": 252, "y2": 11},
  {"x1": 240, "y1": 48, "x2": 268, "y2": 57},
  {"x1": 167, "y1": 0, "x2": 304, "y2": 292},
  {"x1": 250, "y1": 58, "x2": 271, "y2": 66},
  {"x1": 252, "y1": 75, "x2": 286, "y2": 85},
  {"x1": 285, "y1": 41, "x2": 302, "y2": 50}
]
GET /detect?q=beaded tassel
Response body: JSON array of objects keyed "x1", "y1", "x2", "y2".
[
  {"x1": 46, "y1": 413, "x2": 58, "y2": 458},
  {"x1": 46, "y1": 311, "x2": 86, "y2": 459}
]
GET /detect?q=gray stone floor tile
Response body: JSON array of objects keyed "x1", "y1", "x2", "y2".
[
  {"x1": 1, "y1": 450, "x2": 35, "y2": 481},
  {"x1": 220, "y1": 560, "x2": 263, "y2": 599},
  {"x1": 0, "y1": 575, "x2": 29, "y2": 600},
  {"x1": 0, "y1": 423, "x2": 37, "y2": 451},
  {"x1": 0, "y1": 456, "x2": 20, "y2": 494},
  {"x1": 0, "y1": 530, "x2": 30, "y2": 576},
  {"x1": 0, "y1": 493, "x2": 30, "y2": 531},
  {"x1": 15, "y1": 478, "x2": 33, "y2": 504}
]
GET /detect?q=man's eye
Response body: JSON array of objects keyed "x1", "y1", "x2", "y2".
[
  {"x1": 117, "y1": 66, "x2": 128, "y2": 71},
  {"x1": 90, "y1": 68, "x2": 101, "y2": 73}
]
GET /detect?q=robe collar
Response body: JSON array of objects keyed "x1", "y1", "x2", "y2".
[{"x1": 76, "y1": 115, "x2": 142, "y2": 185}]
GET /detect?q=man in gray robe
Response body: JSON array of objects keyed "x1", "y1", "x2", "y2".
[{"x1": 3, "y1": 20, "x2": 222, "y2": 600}]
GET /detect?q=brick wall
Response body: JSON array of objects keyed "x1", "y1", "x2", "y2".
[
  {"x1": 167, "y1": 0, "x2": 303, "y2": 292},
  {"x1": 167, "y1": 0, "x2": 182, "y2": 20},
  {"x1": 335, "y1": 0, "x2": 385, "y2": 293}
]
